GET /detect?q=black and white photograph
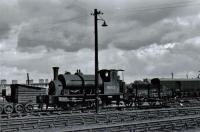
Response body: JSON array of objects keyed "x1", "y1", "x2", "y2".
[{"x1": 1, "y1": 0, "x2": 200, "y2": 131}]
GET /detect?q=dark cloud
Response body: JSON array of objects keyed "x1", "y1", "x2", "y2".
[
  {"x1": 1, "y1": 0, "x2": 200, "y2": 83},
  {"x1": 5, "y1": 0, "x2": 197, "y2": 52},
  {"x1": 0, "y1": 2, "x2": 19, "y2": 39},
  {"x1": 0, "y1": 23, "x2": 11, "y2": 39},
  {"x1": 0, "y1": 0, "x2": 200, "y2": 52},
  {"x1": 107, "y1": 14, "x2": 200, "y2": 50}
]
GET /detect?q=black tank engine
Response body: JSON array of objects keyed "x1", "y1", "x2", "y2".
[{"x1": 37, "y1": 67, "x2": 125, "y2": 110}]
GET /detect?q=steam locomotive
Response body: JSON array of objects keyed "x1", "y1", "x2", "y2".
[{"x1": 36, "y1": 67, "x2": 125, "y2": 110}]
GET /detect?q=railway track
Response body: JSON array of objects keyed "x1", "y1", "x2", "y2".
[
  {"x1": 64, "y1": 114, "x2": 200, "y2": 132},
  {"x1": 1, "y1": 106, "x2": 200, "y2": 132},
  {"x1": 0, "y1": 102, "x2": 198, "y2": 119}
]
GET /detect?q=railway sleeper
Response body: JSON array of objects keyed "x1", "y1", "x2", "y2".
[
  {"x1": 133, "y1": 123, "x2": 148, "y2": 132},
  {"x1": 147, "y1": 124, "x2": 162, "y2": 131},
  {"x1": 121, "y1": 117, "x2": 133, "y2": 122},
  {"x1": 83, "y1": 118, "x2": 97, "y2": 125},
  {"x1": 158, "y1": 111, "x2": 169, "y2": 117},
  {"x1": 106, "y1": 126, "x2": 122, "y2": 131},
  {"x1": 195, "y1": 118, "x2": 200, "y2": 126},
  {"x1": 6, "y1": 122, "x2": 22, "y2": 128},
  {"x1": 37, "y1": 122, "x2": 54, "y2": 129},
  {"x1": 185, "y1": 119, "x2": 197, "y2": 129},
  {"x1": 1, "y1": 124, "x2": 22, "y2": 131},
  {"x1": 161, "y1": 125, "x2": 173, "y2": 132},
  {"x1": 91, "y1": 128, "x2": 108, "y2": 132},
  {"x1": 2, "y1": 121, "x2": 23, "y2": 127},
  {"x1": 108, "y1": 116, "x2": 121, "y2": 123},
  {"x1": 135, "y1": 113, "x2": 147, "y2": 120},
  {"x1": 1, "y1": 128, "x2": 19, "y2": 132},
  {"x1": 133, "y1": 128, "x2": 148, "y2": 132},
  {"x1": 21, "y1": 125, "x2": 37, "y2": 131},
  {"x1": 67, "y1": 122, "x2": 84, "y2": 126},
  {"x1": 171, "y1": 121, "x2": 186, "y2": 130},
  {"x1": 67, "y1": 118, "x2": 85, "y2": 126},
  {"x1": 54, "y1": 121, "x2": 67, "y2": 127},
  {"x1": 95, "y1": 115, "x2": 108, "y2": 124},
  {"x1": 23, "y1": 122, "x2": 38, "y2": 128},
  {"x1": 37, "y1": 120, "x2": 54, "y2": 126},
  {"x1": 187, "y1": 110, "x2": 197, "y2": 115},
  {"x1": 147, "y1": 113, "x2": 157, "y2": 119},
  {"x1": 23, "y1": 121, "x2": 38, "y2": 126}
]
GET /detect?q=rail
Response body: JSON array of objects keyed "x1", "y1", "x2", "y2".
[{"x1": 1, "y1": 106, "x2": 200, "y2": 131}]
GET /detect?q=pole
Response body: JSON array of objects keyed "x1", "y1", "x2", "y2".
[
  {"x1": 94, "y1": 9, "x2": 99, "y2": 113},
  {"x1": 27, "y1": 73, "x2": 30, "y2": 85}
]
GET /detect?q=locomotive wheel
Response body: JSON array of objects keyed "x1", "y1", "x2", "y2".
[
  {"x1": 149, "y1": 102, "x2": 156, "y2": 106},
  {"x1": 134, "y1": 100, "x2": 143, "y2": 107},
  {"x1": 124, "y1": 101, "x2": 133, "y2": 107},
  {"x1": 162, "y1": 102, "x2": 168, "y2": 106},
  {"x1": 15, "y1": 104, "x2": 24, "y2": 113},
  {"x1": 4, "y1": 104, "x2": 14, "y2": 114},
  {"x1": 0, "y1": 104, "x2": 3, "y2": 114},
  {"x1": 160, "y1": 101, "x2": 167, "y2": 107},
  {"x1": 25, "y1": 103, "x2": 34, "y2": 113},
  {"x1": 61, "y1": 105, "x2": 70, "y2": 110}
]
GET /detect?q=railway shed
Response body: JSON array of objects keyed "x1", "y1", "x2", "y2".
[{"x1": 9, "y1": 84, "x2": 47, "y2": 104}]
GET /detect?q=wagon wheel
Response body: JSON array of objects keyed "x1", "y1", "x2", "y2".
[
  {"x1": 134, "y1": 99, "x2": 143, "y2": 107},
  {"x1": 4, "y1": 104, "x2": 14, "y2": 114},
  {"x1": 149, "y1": 101, "x2": 156, "y2": 106},
  {"x1": 38, "y1": 103, "x2": 44, "y2": 111},
  {"x1": 61, "y1": 103, "x2": 71, "y2": 110},
  {"x1": 160, "y1": 101, "x2": 167, "y2": 107},
  {"x1": 15, "y1": 104, "x2": 24, "y2": 113},
  {"x1": 25, "y1": 103, "x2": 34, "y2": 113},
  {"x1": 124, "y1": 100, "x2": 133, "y2": 107},
  {"x1": 90, "y1": 101, "x2": 96, "y2": 109},
  {"x1": 0, "y1": 104, "x2": 3, "y2": 114}
]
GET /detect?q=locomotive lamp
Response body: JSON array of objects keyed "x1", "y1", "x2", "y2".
[{"x1": 91, "y1": 9, "x2": 108, "y2": 113}]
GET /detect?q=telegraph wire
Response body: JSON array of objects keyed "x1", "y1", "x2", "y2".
[
  {"x1": 111, "y1": 1, "x2": 200, "y2": 16},
  {"x1": 113, "y1": 0, "x2": 198, "y2": 12},
  {"x1": 20, "y1": 0, "x2": 200, "y2": 47},
  {"x1": 48, "y1": 1, "x2": 200, "y2": 29},
  {"x1": 23, "y1": 0, "x2": 200, "y2": 34}
]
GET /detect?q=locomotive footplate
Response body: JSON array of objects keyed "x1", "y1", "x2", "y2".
[{"x1": 58, "y1": 96, "x2": 95, "y2": 103}]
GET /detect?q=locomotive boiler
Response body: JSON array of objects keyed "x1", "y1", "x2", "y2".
[{"x1": 37, "y1": 67, "x2": 125, "y2": 110}]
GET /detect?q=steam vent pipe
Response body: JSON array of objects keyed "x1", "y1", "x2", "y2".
[{"x1": 53, "y1": 67, "x2": 59, "y2": 80}]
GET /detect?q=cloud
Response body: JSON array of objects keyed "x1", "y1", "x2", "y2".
[
  {"x1": 1, "y1": 0, "x2": 200, "y2": 83},
  {"x1": 2, "y1": 0, "x2": 197, "y2": 52}
]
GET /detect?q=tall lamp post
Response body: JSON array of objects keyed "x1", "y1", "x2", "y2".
[{"x1": 91, "y1": 9, "x2": 108, "y2": 113}]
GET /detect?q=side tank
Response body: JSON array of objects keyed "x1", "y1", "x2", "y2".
[
  {"x1": 48, "y1": 67, "x2": 103, "y2": 96},
  {"x1": 58, "y1": 70, "x2": 103, "y2": 90}
]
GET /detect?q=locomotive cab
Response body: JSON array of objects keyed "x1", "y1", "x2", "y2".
[
  {"x1": 99, "y1": 69, "x2": 125, "y2": 106},
  {"x1": 99, "y1": 69, "x2": 124, "y2": 95}
]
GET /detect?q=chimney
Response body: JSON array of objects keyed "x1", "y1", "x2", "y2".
[{"x1": 53, "y1": 67, "x2": 59, "y2": 80}]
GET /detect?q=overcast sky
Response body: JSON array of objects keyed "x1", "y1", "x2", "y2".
[{"x1": 1, "y1": 0, "x2": 200, "y2": 83}]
